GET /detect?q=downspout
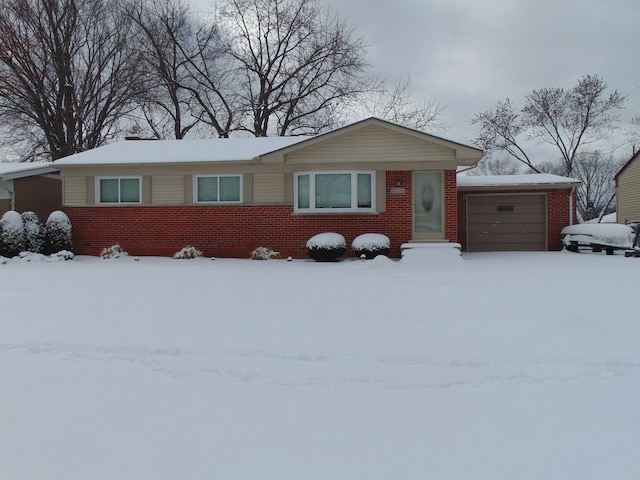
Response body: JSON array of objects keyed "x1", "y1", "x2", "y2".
[
  {"x1": 0, "y1": 180, "x2": 15, "y2": 211},
  {"x1": 569, "y1": 185, "x2": 576, "y2": 226}
]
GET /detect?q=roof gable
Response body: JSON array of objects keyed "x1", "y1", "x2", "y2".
[{"x1": 259, "y1": 117, "x2": 484, "y2": 166}]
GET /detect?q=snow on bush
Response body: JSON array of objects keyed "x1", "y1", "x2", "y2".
[
  {"x1": 561, "y1": 223, "x2": 634, "y2": 249},
  {"x1": 100, "y1": 244, "x2": 127, "y2": 259},
  {"x1": 44, "y1": 210, "x2": 72, "y2": 254},
  {"x1": 0, "y1": 210, "x2": 25, "y2": 258},
  {"x1": 351, "y1": 233, "x2": 391, "y2": 259},
  {"x1": 14, "y1": 250, "x2": 74, "y2": 262},
  {"x1": 21, "y1": 211, "x2": 44, "y2": 253},
  {"x1": 250, "y1": 246, "x2": 280, "y2": 260},
  {"x1": 306, "y1": 232, "x2": 347, "y2": 261},
  {"x1": 173, "y1": 246, "x2": 203, "y2": 259}
]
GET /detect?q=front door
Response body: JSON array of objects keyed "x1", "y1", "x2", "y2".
[{"x1": 412, "y1": 172, "x2": 444, "y2": 241}]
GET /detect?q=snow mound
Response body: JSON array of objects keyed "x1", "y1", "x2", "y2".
[
  {"x1": 1, "y1": 210, "x2": 23, "y2": 230},
  {"x1": 400, "y1": 243, "x2": 462, "y2": 262},
  {"x1": 46, "y1": 210, "x2": 71, "y2": 229},
  {"x1": 6, "y1": 251, "x2": 74, "y2": 263},
  {"x1": 352, "y1": 233, "x2": 390, "y2": 251},
  {"x1": 306, "y1": 232, "x2": 346, "y2": 249},
  {"x1": 561, "y1": 224, "x2": 633, "y2": 248}
]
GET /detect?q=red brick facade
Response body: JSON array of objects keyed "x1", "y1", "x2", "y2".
[
  {"x1": 64, "y1": 169, "x2": 578, "y2": 258},
  {"x1": 65, "y1": 170, "x2": 460, "y2": 258},
  {"x1": 456, "y1": 188, "x2": 578, "y2": 252}
]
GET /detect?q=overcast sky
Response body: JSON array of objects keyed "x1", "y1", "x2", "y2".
[
  {"x1": 193, "y1": 0, "x2": 640, "y2": 161},
  {"x1": 314, "y1": 0, "x2": 640, "y2": 159}
]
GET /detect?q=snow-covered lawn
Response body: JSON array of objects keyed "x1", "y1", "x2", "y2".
[{"x1": 2, "y1": 250, "x2": 640, "y2": 479}]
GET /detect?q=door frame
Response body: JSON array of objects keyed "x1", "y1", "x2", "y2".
[{"x1": 411, "y1": 171, "x2": 445, "y2": 241}]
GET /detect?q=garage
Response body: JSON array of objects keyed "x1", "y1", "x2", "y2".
[
  {"x1": 466, "y1": 194, "x2": 547, "y2": 251},
  {"x1": 457, "y1": 174, "x2": 581, "y2": 252}
]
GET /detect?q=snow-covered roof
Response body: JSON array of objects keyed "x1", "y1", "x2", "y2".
[
  {"x1": 457, "y1": 173, "x2": 580, "y2": 188},
  {"x1": 0, "y1": 162, "x2": 57, "y2": 180},
  {"x1": 53, "y1": 137, "x2": 314, "y2": 166}
]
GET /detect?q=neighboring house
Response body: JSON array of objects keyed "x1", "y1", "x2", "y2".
[
  {"x1": 0, "y1": 162, "x2": 62, "y2": 222},
  {"x1": 53, "y1": 118, "x2": 579, "y2": 258},
  {"x1": 614, "y1": 149, "x2": 640, "y2": 224}
]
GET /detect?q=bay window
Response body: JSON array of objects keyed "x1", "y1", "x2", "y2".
[{"x1": 294, "y1": 171, "x2": 375, "y2": 212}]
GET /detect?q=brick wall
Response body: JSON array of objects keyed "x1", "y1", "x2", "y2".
[
  {"x1": 444, "y1": 170, "x2": 457, "y2": 243},
  {"x1": 66, "y1": 170, "x2": 460, "y2": 258},
  {"x1": 457, "y1": 188, "x2": 578, "y2": 251}
]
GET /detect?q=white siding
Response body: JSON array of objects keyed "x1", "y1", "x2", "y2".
[
  {"x1": 0, "y1": 180, "x2": 13, "y2": 200},
  {"x1": 618, "y1": 159, "x2": 640, "y2": 223},
  {"x1": 253, "y1": 173, "x2": 286, "y2": 203},
  {"x1": 285, "y1": 125, "x2": 455, "y2": 165},
  {"x1": 63, "y1": 177, "x2": 88, "y2": 205},
  {"x1": 151, "y1": 175, "x2": 185, "y2": 205}
]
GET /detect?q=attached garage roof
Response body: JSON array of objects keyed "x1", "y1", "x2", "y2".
[
  {"x1": 457, "y1": 173, "x2": 580, "y2": 190},
  {"x1": 0, "y1": 162, "x2": 57, "y2": 180}
]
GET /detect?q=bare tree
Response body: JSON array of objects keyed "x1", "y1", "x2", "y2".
[
  {"x1": 0, "y1": 0, "x2": 144, "y2": 160},
  {"x1": 124, "y1": 0, "x2": 201, "y2": 139},
  {"x1": 467, "y1": 155, "x2": 522, "y2": 176},
  {"x1": 350, "y1": 75, "x2": 447, "y2": 131},
  {"x1": 472, "y1": 98, "x2": 539, "y2": 172},
  {"x1": 126, "y1": 0, "x2": 240, "y2": 138},
  {"x1": 472, "y1": 75, "x2": 626, "y2": 175},
  {"x1": 220, "y1": 0, "x2": 371, "y2": 136},
  {"x1": 571, "y1": 151, "x2": 625, "y2": 221}
]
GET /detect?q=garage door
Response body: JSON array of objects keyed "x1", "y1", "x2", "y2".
[{"x1": 467, "y1": 194, "x2": 547, "y2": 252}]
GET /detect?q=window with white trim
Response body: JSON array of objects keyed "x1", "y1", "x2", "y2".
[
  {"x1": 97, "y1": 177, "x2": 141, "y2": 204},
  {"x1": 194, "y1": 175, "x2": 242, "y2": 203},
  {"x1": 294, "y1": 171, "x2": 375, "y2": 212}
]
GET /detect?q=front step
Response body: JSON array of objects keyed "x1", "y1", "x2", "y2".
[{"x1": 400, "y1": 242, "x2": 462, "y2": 261}]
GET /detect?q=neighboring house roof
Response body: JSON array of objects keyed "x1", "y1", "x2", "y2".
[
  {"x1": 53, "y1": 117, "x2": 484, "y2": 168},
  {"x1": 0, "y1": 162, "x2": 57, "y2": 180},
  {"x1": 457, "y1": 173, "x2": 581, "y2": 190},
  {"x1": 614, "y1": 149, "x2": 640, "y2": 182}
]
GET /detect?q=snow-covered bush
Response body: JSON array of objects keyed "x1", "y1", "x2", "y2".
[
  {"x1": 173, "y1": 246, "x2": 203, "y2": 259},
  {"x1": 44, "y1": 211, "x2": 72, "y2": 254},
  {"x1": 351, "y1": 233, "x2": 391, "y2": 259},
  {"x1": 0, "y1": 211, "x2": 25, "y2": 258},
  {"x1": 250, "y1": 246, "x2": 280, "y2": 260},
  {"x1": 16, "y1": 250, "x2": 74, "y2": 262},
  {"x1": 21, "y1": 211, "x2": 45, "y2": 253},
  {"x1": 306, "y1": 232, "x2": 346, "y2": 261},
  {"x1": 100, "y1": 244, "x2": 127, "y2": 259}
]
